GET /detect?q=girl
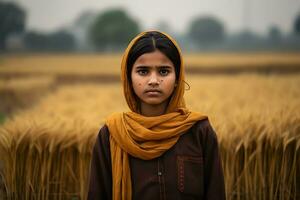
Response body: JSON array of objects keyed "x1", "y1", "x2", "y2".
[{"x1": 87, "y1": 30, "x2": 226, "y2": 200}]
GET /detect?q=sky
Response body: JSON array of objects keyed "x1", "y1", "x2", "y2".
[{"x1": 12, "y1": 0, "x2": 300, "y2": 35}]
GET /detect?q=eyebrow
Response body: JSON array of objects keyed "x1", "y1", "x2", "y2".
[{"x1": 135, "y1": 65, "x2": 173, "y2": 69}]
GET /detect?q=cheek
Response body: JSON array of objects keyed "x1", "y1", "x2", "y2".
[
  {"x1": 131, "y1": 75, "x2": 144, "y2": 95},
  {"x1": 131, "y1": 74, "x2": 138, "y2": 86},
  {"x1": 132, "y1": 78, "x2": 142, "y2": 88},
  {"x1": 166, "y1": 76, "x2": 176, "y2": 89}
]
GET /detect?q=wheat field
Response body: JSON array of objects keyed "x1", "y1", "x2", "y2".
[{"x1": 0, "y1": 53, "x2": 299, "y2": 199}]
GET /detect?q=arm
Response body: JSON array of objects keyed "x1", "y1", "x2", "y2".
[
  {"x1": 201, "y1": 120, "x2": 226, "y2": 200},
  {"x1": 87, "y1": 125, "x2": 112, "y2": 200}
]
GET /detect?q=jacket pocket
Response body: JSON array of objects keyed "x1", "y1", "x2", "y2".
[{"x1": 177, "y1": 155, "x2": 204, "y2": 196}]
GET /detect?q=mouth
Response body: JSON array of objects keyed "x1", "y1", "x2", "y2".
[{"x1": 145, "y1": 89, "x2": 162, "y2": 95}]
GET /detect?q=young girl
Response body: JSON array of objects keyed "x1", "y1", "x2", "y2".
[{"x1": 87, "y1": 30, "x2": 226, "y2": 200}]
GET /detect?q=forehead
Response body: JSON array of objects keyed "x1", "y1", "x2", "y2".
[{"x1": 133, "y1": 50, "x2": 173, "y2": 66}]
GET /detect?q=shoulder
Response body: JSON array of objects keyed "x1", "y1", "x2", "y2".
[
  {"x1": 92, "y1": 124, "x2": 112, "y2": 160},
  {"x1": 96, "y1": 124, "x2": 111, "y2": 146},
  {"x1": 192, "y1": 118, "x2": 217, "y2": 135},
  {"x1": 190, "y1": 118, "x2": 219, "y2": 147},
  {"x1": 99, "y1": 124, "x2": 110, "y2": 135}
]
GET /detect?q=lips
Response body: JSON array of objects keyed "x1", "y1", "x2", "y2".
[
  {"x1": 145, "y1": 89, "x2": 162, "y2": 95},
  {"x1": 145, "y1": 89, "x2": 161, "y2": 93}
]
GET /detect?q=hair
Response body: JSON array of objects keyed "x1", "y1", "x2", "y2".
[{"x1": 126, "y1": 31, "x2": 181, "y2": 82}]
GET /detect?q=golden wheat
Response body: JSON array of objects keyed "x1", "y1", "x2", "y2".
[
  {"x1": 0, "y1": 54, "x2": 122, "y2": 76},
  {"x1": 0, "y1": 76, "x2": 56, "y2": 115},
  {"x1": 0, "y1": 73, "x2": 299, "y2": 199},
  {"x1": 186, "y1": 74, "x2": 300, "y2": 199},
  {"x1": 184, "y1": 53, "x2": 300, "y2": 68},
  {"x1": 0, "y1": 76, "x2": 55, "y2": 91},
  {"x1": 1, "y1": 53, "x2": 300, "y2": 199}
]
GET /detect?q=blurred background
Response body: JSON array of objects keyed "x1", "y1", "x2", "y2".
[
  {"x1": 0, "y1": 0, "x2": 300, "y2": 199},
  {"x1": 0, "y1": 0, "x2": 300, "y2": 52}
]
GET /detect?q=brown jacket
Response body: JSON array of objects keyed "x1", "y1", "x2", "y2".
[{"x1": 87, "y1": 119, "x2": 226, "y2": 200}]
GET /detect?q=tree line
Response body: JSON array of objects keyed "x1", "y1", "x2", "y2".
[{"x1": 1, "y1": 2, "x2": 300, "y2": 52}]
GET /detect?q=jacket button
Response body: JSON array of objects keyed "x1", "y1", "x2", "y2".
[{"x1": 158, "y1": 171, "x2": 162, "y2": 176}]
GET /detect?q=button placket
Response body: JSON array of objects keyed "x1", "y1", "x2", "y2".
[
  {"x1": 178, "y1": 158, "x2": 184, "y2": 192},
  {"x1": 157, "y1": 158, "x2": 166, "y2": 200}
]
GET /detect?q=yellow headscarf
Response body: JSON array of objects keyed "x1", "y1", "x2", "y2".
[{"x1": 106, "y1": 30, "x2": 207, "y2": 200}]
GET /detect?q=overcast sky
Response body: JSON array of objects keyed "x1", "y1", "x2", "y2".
[{"x1": 13, "y1": 0, "x2": 300, "y2": 35}]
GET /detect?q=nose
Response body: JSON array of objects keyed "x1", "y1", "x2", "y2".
[{"x1": 148, "y1": 73, "x2": 160, "y2": 86}]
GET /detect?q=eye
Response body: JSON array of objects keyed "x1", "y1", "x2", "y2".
[
  {"x1": 137, "y1": 69, "x2": 148, "y2": 75},
  {"x1": 159, "y1": 69, "x2": 169, "y2": 76}
]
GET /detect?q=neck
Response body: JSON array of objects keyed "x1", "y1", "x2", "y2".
[{"x1": 140, "y1": 101, "x2": 168, "y2": 117}]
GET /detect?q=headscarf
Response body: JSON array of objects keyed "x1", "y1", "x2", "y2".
[{"x1": 105, "y1": 30, "x2": 207, "y2": 200}]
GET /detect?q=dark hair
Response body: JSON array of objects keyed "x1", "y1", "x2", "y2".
[{"x1": 126, "y1": 31, "x2": 181, "y2": 82}]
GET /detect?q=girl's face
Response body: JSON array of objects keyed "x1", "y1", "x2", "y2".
[{"x1": 131, "y1": 49, "x2": 176, "y2": 109}]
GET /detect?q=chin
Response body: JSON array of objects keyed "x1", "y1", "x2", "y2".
[
  {"x1": 144, "y1": 100, "x2": 164, "y2": 105},
  {"x1": 141, "y1": 97, "x2": 161, "y2": 104},
  {"x1": 142, "y1": 97, "x2": 169, "y2": 106}
]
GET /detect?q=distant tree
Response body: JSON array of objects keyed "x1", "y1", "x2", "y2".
[
  {"x1": 24, "y1": 32, "x2": 48, "y2": 50},
  {"x1": 24, "y1": 30, "x2": 75, "y2": 51},
  {"x1": 294, "y1": 13, "x2": 300, "y2": 35},
  {"x1": 188, "y1": 16, "x2": 225, "y2": 47},
  {"x1": 229, "y1": 30, "x2": 263, "y2": 51},
  {"x1": 238, "y1": 30, "x2": 259, "y2": 40},
  {"x1": 0, "y1": 2, "x2": 26, "y2": 50},
  {"x1": 89, "y1": 9, "x2": 139, "y2": 51},
  {"x1": 48, "y1": 31, "x2": 75, "y2": 51},
  {"x1": 268, "y1": 25, "x2": 281, "y2": 41}
]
